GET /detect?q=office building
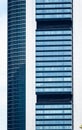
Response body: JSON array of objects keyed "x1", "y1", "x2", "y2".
[
  {"x1": 36, "y1": 0, "x2": 73, "y2": 130},
  {"x1": 8, "y1": 0, "x2": 26, "y2": 129}
]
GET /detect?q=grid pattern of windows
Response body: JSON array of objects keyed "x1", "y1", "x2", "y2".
[
  {"x1": 36, "y1": 0, "x2": 73, "y2": 130},
  {"x1": 36, "y1": 103, "x2": 72, "y2": 130},
  {"x1": 36, "y1": 0, "x2": 72, "y2": 19},
  {"x1": 36, "y1": 30, "x2": 72, "y2": 93},
  {"x1": 8, "y1": 0, "x2": 26, "y2": 130}
]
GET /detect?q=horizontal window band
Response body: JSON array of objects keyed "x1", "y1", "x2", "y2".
[
  {"x1": 8, "y1": 16, "x2": 25, "y2": 20},
  {"x1": 8, "y1": 53, "x2": 25, "y2": 56},
  {"x1": 36, "y1": 105, "x2": 72, "y2": 108},
  {"x1": 36, "y1": 35, "x2": 72, "y2": 38},
  {"x1": 8, "y1": 91, "x2": 25, "y2": 95},
  {"x1": 36, "y1": 38, "x2": 72, "y2": 41},
  {"x1": 36, "y1": 34, "x2": 72, "y2": 36},
  {"x1": 36, "y1": 107, "x2": 72, "y2": 110},
  {"x1": 36, "y1": 37, "x2": 72, "y2": 40},
  {"x1": 36, "y1": 40, "x2": 72, "y2": 42},
  {"x1": 8, "y1": 111, "x2": 25, "y2": 115},
  {"x1": 36, "y1": 28, "x2": 72, "y2": 31},
  {"x1": 36, "y1": 44, "x2": 72, "y2": 46},
  {"x1": 8, "y1": 107, "x2": 25, "y2": 111},
  {"x1": 8, "y1": 29, "x2": 25, "y2": 32},
  {"x1": 8, "y1": 41, "x2": 26, "y2": 44},
  {"x1": 36, "y1": 2, "x2": 72, "y2": 4},
  {"x1": 36, "y1": 5, "x2": 72, "y2": 8},
  {"x1": 36, "y1": 60, "x2": 72, "y2": 62},
  {"x1": 36, "y1": 29, "x2": 72, "y2": 32},
  {"x1": 8, "y1": 101, "x2": 25, "y2": 105},
  {"x1": 36, "y1": 55, "x2": 72, "y2": 59},
  {"x1": 36, "y1": 106, "x2": 72, "y2": 110},
  {"x1": 36, "y1": 103, "x2": 72, "y2": 106},
  {"x1": 36, "y1": 90, "x2": 72, "y2": 93},
  {"x1": 36, "y1": 50, "x2": 72, "y2": 52},
  {"x1": 8, "y1": 119, "x2": 25, "y2": 122},
  {"x1": 8, "y1": 28, "x2": 25, "y2": 32},
  {"x1": 36, "y1": 85, "x2": 72, "y2": 87},
  {"x1": 8, "y1": 33, "x2": 26, "y2": 36},
  {"x1": 36, "y1": 81, "x2": 72, "y2": 83},
  {"x1": 8, "y1": 47, "x2": 25, "y2": 50},
  {"x1": 36, "y1": 16, "x2": 72, "y2": 19},
  {"x1": 36, "y1": 72, "x2": 72, "y2": 74},
  {"x1": 36, "y1": 119, "x2": 72, "y2": 121},
  {"x1": 8, "y1": 121, "x2": 25, "y2": 124},
  {"x1": 8, "y1": 45, "x2": 25, "y2": 49},
  {"x1": 8, "y1": 63, "x2": 25, "y2": 67},
  {"x1": 36, "y1": 84, "x2": 72, "y2": 87},
  {"x1": 8, "y1": 28, "x2": 26, "y2": 32},
  {"x1": 36, "y1": 61, "x2": 72, "y2": 63},
  {"x1": 36, "y1": 11, "x2": 72, "y2": 15},
  {"x1": 8, "y1": 57, "x2": 26, "y2": 60},
  {"x1": 8, "y1": 18, "x2": 25, "y2": 22},
  {"x1": 36, "y1": 0, "x2": 72, "y2": 2},
  {"x1": 36, "y1": 87, "x2": 72, "y2": 89},
  {"x1": 36, "y1": 76, "x2": 72, "y2": 78},
  {"x1": 8, "y1": 0, "x2": 25, "y2": 3},
  {"x1": 8, "y1": 86, "x2": 25, "y2": 89},
  {"x1": 8, "y1": 88, "x2": 26, "y2": 91},
  {"x1": 36, "y1": 65, "x2": 72, "y2": 67},
  {"x1": 8, "y1": 20, "x2": 26, "y2": 24},
  {"x1": 8, "y1": 46, "x2": 25, "y2": 49},
  {"x1": 8, "y1": 39, "x2": 25, "y2": 41},
  {"x1": 36, "y1": 101, "x2": 72, "y2": 103},
  {"x1": 8, "y1": 11, "x2": 25, "y2": 14},
  {"x1": 8, "y1": 100, "x2": 25, "y2": 103},
  {"x1": 36, "y1": 82, "x2": 72, "y2": 85},
  {"x1": 8, "y1": 60, "x2": 25, "y2": 63},
  {"x1": 8, "y1": 23, "x2": 25, "y2": 26},
  {"x1": 36, "y1": 124, "x2": 72, "y2": 127},
  {"x1": 36, "y1": 4, "x2": 72, "y2": 7},
  {"x1": 8, "y1": 121, "x2": 25, "y2": 123},
  {"x1": 8, "y1": 13, "x2": 25, "y2": 17},
  {"x1": 8, "y1": 5, "x2": 25, "y2": 8},
  {"x1": 36, "y1": 64, "x2": 72, "y2": 66},
  {"x1": 8, "y1": 8, "x2": 25, "y2": 12},
  {"x1": 8, "y1": 71, "x2": 25, "y2": 75},
  {"x1": 8, "y1": 115, "x2": 25, "y2": 118},
  {"x1": 36, "y1": 7, "x2": 72, "y2": 10},
  {"x1": 8, "y1": 43, "x2": 26, "y2": 46},
  {"x1": 8, "y1": 25, "x2": 26, "y2": 29},
  {"x1": 36, "y1": 54, "x2": 72, "y2": 57},
  {"x1": 36, "y1": 114, "x2": 72, "y2": 116},
  {"x1": 36, "y1": 66, "x2": 72, "y2": 69},
  {"x1": 8, "y1": 4, "x2": 25, "y2": 7},
  {"x1": 8, "y1": 88, "x2": 25, "y2": 91},
  {"x1": 36, "y1": 13, "x2": 72, "y2": 15},
  {"x1": 8, "y1": 78, "x2": 25, "y2": 81}
]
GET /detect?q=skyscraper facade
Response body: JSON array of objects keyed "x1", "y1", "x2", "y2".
[
  {"x1": 36, "y1": 0, "x2": 73, "y2": 130},
  {"x1": 8, "y1": 0, "x2": 26, "y2": 130}
]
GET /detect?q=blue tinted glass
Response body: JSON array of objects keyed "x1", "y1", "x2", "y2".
[
  {"x1": 8, "y1": 0, "x2": 26, "y2": 130},
  {"x1": 36, "y1": 0, "x2": 72, "y2": 3}
]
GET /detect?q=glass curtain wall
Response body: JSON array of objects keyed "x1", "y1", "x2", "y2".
[
  {"x1": 8, "y1": 1, "x2": 26, "y2": 130},
  {"x1": 36, "y1": 0, "x2": 73, "y2": 129}
]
